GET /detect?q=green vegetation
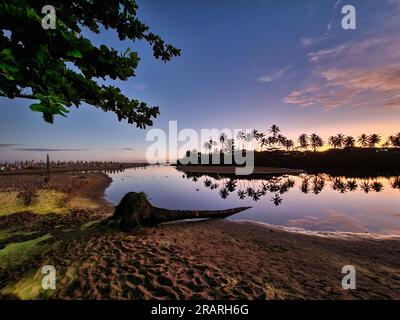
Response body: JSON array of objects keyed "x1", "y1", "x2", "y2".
[
  {"x1": 0, "y1": 0, "x2": 180, "y2": 126},
  {"x1": 0, "y1": 190, "x2": 67, "y2": 216},
  {"x1": 0, "y1": 229, "x2": 37, "y2": 242},
  {"x1": 0, "y1": 234, "x2": 52, "y2": 269}
]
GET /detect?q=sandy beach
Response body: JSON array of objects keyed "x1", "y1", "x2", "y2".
[{"x1": 0, "y1": 172, "x2": 399, "y2": 299}]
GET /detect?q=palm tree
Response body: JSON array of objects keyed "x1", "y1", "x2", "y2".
[
  {"x1": 282, "y1": 139, "x2": 294, "y2": 151},
  {"x1": 309, "y1": 133, "x2": 324, "y2": 152},
  {"x1": 387, "y1": 133, "x2": 400, "y2": 148},
  {"x1": 368, "y1": 134, "x2": 381, "y2": 148},
  {"x1": 357, "y1": 134, "x2": 369, "y2": 148},
  {"x1": 328, "y1": 136, "x2": 338, "y2": 148},
  {"x1": 251, "y1": 129, "x2": 262, "y2": 141},
  {"x1": 219, "y1": 133, "x2": 227, "y2": 153},
  {"x1": 245, "y1": 132, "x2": 254, "y2": 150},
  {"x1": 328, "y1": 134, "x2": 345, "y2": 148},
  {"x1": 260, "y1": 137, "x2": 269, "y2": 151},
  {"x1": 277, "y1": 134, "x2": 287, "y2": 148},
  {"x1": 269, "y1": 124, "x2": 281, "y2": 139},
  {"x1": 204, "y1": 138, "x2": 217, "y2": 156},
  {"x1": 225, "y1": 138, "x2": 235, "y2": 154},
  {"x1": 343, "y1": 136, "x2": 355, "y2": 148},
  {"x1": 298, "y1": 133, "x2": 309, "y2": 150},
  {"x1": 254, "y1": 131, "x2": 265, "y2": 151},
  {"x1": 336, "y1": 133, "x2": 345, "y2": 147},
  {"x1": 236, "y1": 131, "x2": 245, "y2": 150}
]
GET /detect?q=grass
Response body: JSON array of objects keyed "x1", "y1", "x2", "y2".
[
  {"x1": 1, "y1": 271, "x2": 44, "y2": 299},
  {"x1": 0, "y1": 234, "x2": 52, "y2": 270},
  {"x1": 67, "y1": 196, "x2": 99, "y2": 210},
  {"x1": 0, "y1": 190, "x2": 68, "y2": 216},
  {"x1": 0, "y1": 229, "x2": 37, "y2": 242}
]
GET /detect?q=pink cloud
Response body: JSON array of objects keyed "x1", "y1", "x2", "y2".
[{"x1": 284, "y1": 35, "x2": 400, "y2": 110}]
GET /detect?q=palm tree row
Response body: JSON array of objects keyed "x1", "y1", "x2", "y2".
[{"x1": 208, "y1": 126, "x2": 400, "y2": 153}]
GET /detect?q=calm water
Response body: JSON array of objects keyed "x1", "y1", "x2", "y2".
[{"x1": 105, "y1": 165, "x2": 400, "y2": 235}]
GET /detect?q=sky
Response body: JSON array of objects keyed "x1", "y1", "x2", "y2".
[{"x1": 1, "y1": 0, "x2": 400, "y2": 162}]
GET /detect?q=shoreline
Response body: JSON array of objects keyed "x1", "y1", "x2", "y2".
[
  {"x1": 234, "y1": 220, "x2": 400, "y2": 240},
  {"x1": 0, "y1": 162, "x2": 148, "y2": 176},
  {"x1": 1, "y1": 171, "x2": 400, "y2": 299}
]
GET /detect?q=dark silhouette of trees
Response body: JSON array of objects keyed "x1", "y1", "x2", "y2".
[
  {"x1": 269, "y1": 124, "x2": 281, "y2": 138},
  {"x1": 260, "y1": 137, "x2": 269, "y2": 151},
  {"x1": 368, "y1": 134, "x2": 381, "y2": 148},
  {"x1": 387, "y1": 133, "x2": 400, "y2": 148},
  {"x1": 204, "y1": 138, "x2": 217, "y2": 156},
  {"x1": 0, "y1": 0, "x2": 180, "y2": 126},
  {"x1": 282, "y1": 139, "x2": 294, "y2": 151},
  {"x1": 236, "y1": 131, "x2": 245, "y2": 151},
  {"x1": 343, "y1": 136, "x2": 355, "y2": 148},
  {"x1": 298, "y1": 134, "x2": 309, "y2": 151},
  {"x1": 219, "y1": 133, "x2": 227, "y2": 153},
  {"x1": 309, "y1": 134, "x2": 324, "y2": 152},
  {"x1": 328, "y1": 134, "x2": 345, "y2": 148},
  {"x1": 358, "y1": 134, "x2": 369, "y2": 148}
]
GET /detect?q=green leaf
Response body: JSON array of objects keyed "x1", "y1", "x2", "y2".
[
  {"x1": 67, "y1": 50, "x2": 83, "y2": 59},
  {"x1": 30, "y1": 103, "x2": 49, "y2": 113}
]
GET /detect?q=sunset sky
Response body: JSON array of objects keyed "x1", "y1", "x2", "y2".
[{"x1": 1, "y1": 0, "x2": 400, "y2": 162}]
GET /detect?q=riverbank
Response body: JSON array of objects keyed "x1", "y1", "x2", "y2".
[{"x1": 0, "y1": 172, "x2": 399, "y2": 299}]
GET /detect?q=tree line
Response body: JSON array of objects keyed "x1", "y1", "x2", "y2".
[{"x1": 200, "y1": 125, "x2": 400, "y2": 154}]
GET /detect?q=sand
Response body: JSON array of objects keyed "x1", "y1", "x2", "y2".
[{"x1": 0, "y1": 172, "x2": 399, "y2": 299}]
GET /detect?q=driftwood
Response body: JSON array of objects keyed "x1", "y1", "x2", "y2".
[{"x1": 105, "y1": 192, "x2": 251, "y2": 231}]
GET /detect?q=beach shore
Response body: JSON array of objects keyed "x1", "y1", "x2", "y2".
[
  {"x1": 0, "y1": 172, "x2": 399, "y2": 299},
  {"x1": 0, "y1": 163, "x2": 148, "y2": 176}
]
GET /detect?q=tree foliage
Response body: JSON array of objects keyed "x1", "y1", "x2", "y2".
[{"x1": 0, "y1": 0, "x2": 180, "y2": 126}]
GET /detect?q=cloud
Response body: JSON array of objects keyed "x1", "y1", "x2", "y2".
[
  {"x1": 14, "y1": 148, "x2": 87, "y2": 152},
  {"x1": 284, "y1": 33, "x2": 400, "y2": 111},
  {"x1": 307, "y1": 38, "x2": 388, "y2": 63},
  {"x1": 107, "y1": 148, "x2": 134, "y2": 151},
  {"x1": 284, "y1": 65, "x2": 400, "y2": 110},
  {"x1": 258, "y1": 65, "x2": 292, "y2": 83}
]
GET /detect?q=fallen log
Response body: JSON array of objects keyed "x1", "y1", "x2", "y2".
[{"x1": 105, "y1": 192, "x2": 251, "y2": 231}]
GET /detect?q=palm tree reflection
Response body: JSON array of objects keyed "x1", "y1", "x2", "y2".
[
  {"x1": 183, "y1": 172, "x2": 398, "y2": 205},
  {"x1": 300, "y1": 177, "x2": 310, "y2": 194},
  {"x1": 360, "y1": 181, "x2": 372, "y2": 193},
  {"x1": 312, "y1": 175, "x2": 325, "y2": 194},
  {"x1": 346, "y1": 180, "x2": 358, "y2": 191},
  {"x1": 372, "y1": 181, "x2": 384, "y2": 192},
  {"x1": 391, "y1": 177, "x2": 400, "y2": 189},
  {"x1": 331, "y1": 177, "x2": 347, "y2": 193},
  {"x1": 271, "y1": 193, "x2": 283, "y2": 206}
]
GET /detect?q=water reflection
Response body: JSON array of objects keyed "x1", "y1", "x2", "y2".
[
  {"x1": 183, "y1": 173, "x2": 399, "y2": 206},
  {"x1": 105, "y1": 166, "x2": 400, "y2": 235}
]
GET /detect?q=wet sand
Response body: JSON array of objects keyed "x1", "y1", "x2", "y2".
[{"x1": 0, "y1": 172, "x2": 399, "y2": 299}]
